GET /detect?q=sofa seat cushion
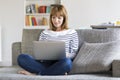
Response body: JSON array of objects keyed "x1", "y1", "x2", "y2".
[
  {"x1": 0, "y1": 66, "x2": 118, "y2": 80},
  {"x1": 70, "y1": 41, "x2": 120, "y2": 74},
  {"x1": 0, "y1": 66, "x2": 21, "y2": 74}
]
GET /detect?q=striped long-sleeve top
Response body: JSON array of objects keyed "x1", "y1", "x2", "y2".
[{"x1": 39, "y1": 29, "x2": 79, "y2": 59}]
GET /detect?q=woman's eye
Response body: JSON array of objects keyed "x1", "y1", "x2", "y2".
[
  {"x1": 58, "y1": 17, "x2": 61, "y2": 19},
  {"x1": 52, "y1": 16, "x2": 56, "y2": 19}
]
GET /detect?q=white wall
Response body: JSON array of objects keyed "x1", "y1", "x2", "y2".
[
  {"x1": 0, "y1": 26, "x2": 1, "y2": 61},
  {"x1": 0, "y1": 0, "x2": 24, "y2": 66},
  {"x1": 62, "y1": 0, "x2": 120, "y2": 29},
  {"x1": 0, "y1": 0, "x2": 120, "y2": 66}
]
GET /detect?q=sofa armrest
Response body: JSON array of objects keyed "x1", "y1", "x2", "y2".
[
  {"x1": 112, "y1": 60, "x2": 120, "y2": 77},
  {"x1": 12, "y1": 42, "x2": 21, "y2": 65}
]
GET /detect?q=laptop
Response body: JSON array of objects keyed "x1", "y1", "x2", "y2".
[{"x1": 33, "y1": 41, "x2": 66, "y2": 60}]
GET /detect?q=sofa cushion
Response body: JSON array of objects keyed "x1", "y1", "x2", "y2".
[
  {"x1": 21, "y1": 29, "x2": 83, "y2": 56},
  {"x1": 21, "y1": 29, "x2": 120, "y2": 56},
  {"x1": 70, "y1": 41, "x2": 120, "y2": 74},
  {"x1": 0, "y1": 66, "x2": 115, "y2": 80},
  {"x1": 76, "y1": 28, "x2": 120, "y2": 43},
  {"x1": 21, "y1": 29, "x2": 43, "y2": 55}
]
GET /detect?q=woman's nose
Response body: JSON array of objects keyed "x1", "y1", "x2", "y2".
[{"x1": 54, "y1": 17, "x2": 59, "y2": 21}]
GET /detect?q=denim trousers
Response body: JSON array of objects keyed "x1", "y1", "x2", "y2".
[{"x1": 17, "y1": 54, "x2": 72, "y2": 75}]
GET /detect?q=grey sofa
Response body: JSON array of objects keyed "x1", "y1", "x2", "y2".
[{"x1": 0, "y1": 28, "x2": 120, "y2": 80}]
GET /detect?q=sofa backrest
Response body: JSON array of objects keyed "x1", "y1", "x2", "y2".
[
  {"x1": 77, "y1": 28, "x2": 120, "y2": 43},
  {"x1": 21, "y1": 28, "x2": 120, "y2": 56},
  {"x1": 21, "y1": 29, "x2": 43, "y2": 56}
]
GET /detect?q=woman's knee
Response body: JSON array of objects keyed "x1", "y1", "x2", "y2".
[{"x1": 17, "y1": 54, "x2": 31, "y2": 63}]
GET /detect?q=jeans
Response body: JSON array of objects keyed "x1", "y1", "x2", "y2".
[{"x1": 17, "y1": 54, "x2": 72, "y2": 75}]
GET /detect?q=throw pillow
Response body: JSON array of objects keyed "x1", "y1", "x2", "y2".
[{"x1": 70, "y1": 41, "x2": 120, "y2": 74}]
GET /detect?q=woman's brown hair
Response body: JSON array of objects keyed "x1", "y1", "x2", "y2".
[{"x1": 49, "y1": 4, "x2": 68, "y2": 31}]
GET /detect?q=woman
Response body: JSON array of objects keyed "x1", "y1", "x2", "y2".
[{"x1": 17, "y1": 4, "x2": 79, "y2": 75}]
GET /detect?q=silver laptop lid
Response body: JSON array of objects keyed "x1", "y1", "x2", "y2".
[{"x1": 33, "y1": 41, "x2": 66, "y2": 60}]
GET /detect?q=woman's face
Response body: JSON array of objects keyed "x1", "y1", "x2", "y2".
[{"x1": 51, "y1": 15, "x2": 64, "y2": 29}]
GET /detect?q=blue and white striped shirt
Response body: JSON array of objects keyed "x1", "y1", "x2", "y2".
[{"x1": 39, "y1": 29, "x2": 79, "y2": 59}]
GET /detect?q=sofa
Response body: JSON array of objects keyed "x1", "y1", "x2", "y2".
[{"x1": 0, "y1": 28, "x2": 120, "y2": 80}]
